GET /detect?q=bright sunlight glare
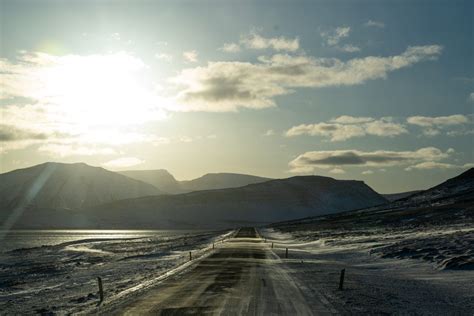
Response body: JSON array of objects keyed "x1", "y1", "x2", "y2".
[{"x1": 28, "y1": 52, "x2": 166, "y2": 132}]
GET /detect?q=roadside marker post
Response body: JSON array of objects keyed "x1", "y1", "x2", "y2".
[
  {"x1": 271, "y1": 242, "x2": 274, "y2": 249},
  {"x1": 285, "y1": 248, "x2": 288, "y2": 258},
  {"x1": 339, "y1": 269, "x2": 345, "y2": 290},
  {"x1": 97, "y1": 277, "x2": 104, "y2": 303},
  {"x1": 189, "y1": 251, "x2": 192, "y2": 261}
]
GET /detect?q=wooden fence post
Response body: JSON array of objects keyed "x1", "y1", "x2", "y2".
[
  {"x1": 285, "y1": 248, "x2": 288, "y2": 258},
  {"x1": 339, "y1": 269, "x2": 345, "y2": 290},
  {"x1": 189, "y1": 251, "x2": 192, "y2": 261},
  {"x1": 271, "y1": 242, "x2": 274, "y2": 249},
  {"x1": 97, "y1": 277, "x2": 104, "y2": 303}
]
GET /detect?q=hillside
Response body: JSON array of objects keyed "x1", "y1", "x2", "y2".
[
  {"x1": 0, "y1": 162, "x2": 160, "y2": 212},
  {"x1": 179, "y1": 172, "x2": 271, "y2": 192},
  {"x1": 119, "y1": 169, "x2": 182, "y2": 194},
  {"x1": 77, "y1": 175, "x2": 387, "y2": 229},
  {"x1": 382, "y1": 190, "x2": 422, "y2": 202},
  {"x1": 271, "y1": 168, "x2": 474, "y2": 231}
]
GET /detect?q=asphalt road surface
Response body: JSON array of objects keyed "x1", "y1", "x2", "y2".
[{"x1": 113, "y1": 227, "x2": 328, "y2": 315}]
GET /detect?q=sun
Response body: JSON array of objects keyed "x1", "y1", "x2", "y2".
[{"x1": 31, "y1": 52, "x2": 165, "y2": 133}]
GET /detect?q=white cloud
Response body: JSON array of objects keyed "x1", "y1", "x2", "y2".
[
  {"x1": 171, "y1": 45, "x2": 442, "y2": 111},
  {"x1": 219, "y1": 43, "x2": 241, "y2": 53},
  {"x1": 469, "y1": 92, "x2": 474, "y2": 102},
  {"x1": 155, "y1": 53, "x2": 173, "y2": 62},
  {"x1": 407, "y1": 114, "x2": 472, "y2": 137},
  {"x1": 0, "y1": 51, "x2": 170, "y2": 155},
  {"x1": 263, "y1": 129, "x2": 275, "y2": 136},
  {"x1": 241, "y1": 32, "x2": 299, "y2": 52},
  {"x1": 330, "y1": 115, "x2": 373, "y2": 124},
  {"x1": 183, "y1": 50, "x2": 198, "y2": 63},
  {"x1": 289, "y1": 147, "x2": 452, "y2": 173},
  {"x1": 321, "y1": 26, "x2": 351, "y2": 46},
  {"x1": 285, "y1": 116, "x2": 407, "y2": 141},
  {"x1": 329, "y1": 168, "x2": 345, "y2": 174},
  {"x1": 338, "y1": 44, "x2": 361, "y2": 53},
  {"x1": 365, "y1": 20, "x2": 385, "y2": 28},
  {"x1": 220, "y1": 31, "x2": 299, "y2": 53},
  {"x1": 103, "y1": 157, "x2": 145, "y2": 169},
  {"x1": 405, "y1": 161, "x2": 474, "y2": 171},
  {"x1": 407, "y1": 114, "x2": 470, "y2": 127},
  {"x1": 38, "y1": 144, "x2": 117, "y2": 157}
]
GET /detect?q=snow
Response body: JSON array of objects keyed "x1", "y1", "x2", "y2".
[
  {"x1": 0, "y1": 230, "x2": 232, "y2": 314},
  {"x1": 259, "y1": 222, "x2": 474, "y2": 314}
]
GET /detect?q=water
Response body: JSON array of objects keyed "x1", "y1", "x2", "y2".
[{"x1": 0, "y1": 230, "x2": 191, "y2": 252}]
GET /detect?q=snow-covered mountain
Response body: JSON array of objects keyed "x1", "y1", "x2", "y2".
[
  {"x1": 0, "y1": 162, "x2": 160, "y2": 212},
  {"x1": 119, "y1": 169, "x2": 182, "y2": 194},
  {"x1": 80, "y1": 175, "x2": 387, "y2": 229}
]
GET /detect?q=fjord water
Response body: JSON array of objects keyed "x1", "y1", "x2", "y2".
[{"x1": 0, "y1": 229, "x2": 192, "y2": 252}]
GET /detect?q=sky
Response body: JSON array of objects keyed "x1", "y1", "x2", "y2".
[{"x1": 0, "y1": 0, "x2": 473, "y2": 193}]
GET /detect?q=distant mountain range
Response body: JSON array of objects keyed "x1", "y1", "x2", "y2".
[
  {"x1": 120, "y1": 170, "x2": 270, "y2": 194},
  {"x1": 0, "y1": 162, "x2": 387, "y2": 229},
  {"x1": 82, "y1": 175, "x2": 387, "y2": 229}
]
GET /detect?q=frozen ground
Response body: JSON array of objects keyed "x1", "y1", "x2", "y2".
[
  {"x1": 0, "y1": 230, "x2": 231, "y2": 315},
  {"x1": 259, "y1": 221, "x2": 474, "y2": 315}
]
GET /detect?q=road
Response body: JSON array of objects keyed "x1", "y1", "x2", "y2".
[{"x1": 113, "y1": 227, "x2": 329, "y2": 315}]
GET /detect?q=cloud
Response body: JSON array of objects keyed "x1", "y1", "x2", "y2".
[
  {"x1": 338, "y1": 44, "x2": 361, "y2": 53},
  {"x1": 289, "y1": 147, "x2": 452, "y2": 173},
  {"x1": 38, "y1": 144, "x2": 117, "y2": 157},
  {"x1": 407, "y1": 114, "x2": 472, "y2": 137},
  {"x1": 241, "y1": 32, "x2": 299, "y2": 52},
  {"x1": 219, "y1": 43, "x2": 241, "y2": 53},
  {"x1": 469, "y1": 92, "x2": 474, "y2": 102},
  {"x1": 171, "y1": 45, "x2": 442, "y2": 111},
  {"x1": 330, "y1": 115, "x2": 373, "y2": 124},
  {"x1": 183, "y1": 50, "x2": 198, "y2": 63},
  {"x1": 0, "y1": 124, "x2": 49, "y2": 142},
  {"x1": 155, "y1": 53, "x2": 173, "y2": 62},
  {"x1": 263, "y1": 129, "x2": 275, "y2": 136},
  {"x1": 220, "y1": 32, "x2": 299, "y2": 53},
  {"x1": 365, "y1": 20, "x2": 385, "y2": 28},
  {"x1": 407, "y1": 114, "x2": 470, "y2": 127},
  {"x1": 405, "y1": 161, "x2": 474, "y2": 171},
  {"x1": 329, "y1": 168, "x2": 345, "y2": 174},
  {"x1": 0, "y1": 51, "x2": 170, "y2": 155},
  {"x1": 285, "y1": 116, "x2": 407, "y2": 141},
  {"x1": 321, "y1": 27, "x2": 351, "y2": 46},
  {"x1": 103, "y1": 157, "x2": 145, "y2": 169}
]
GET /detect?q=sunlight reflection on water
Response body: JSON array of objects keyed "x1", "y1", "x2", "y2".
[{"x1": 0, "y1": 229, "x2": 193, "y2": 252}]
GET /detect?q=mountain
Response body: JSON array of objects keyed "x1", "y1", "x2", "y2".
[
  {"x1": 0, "y1": 162, "x2": 160, "y2": 212},
  {"x1": 77, "y1": 175, "x2": 387, "y2": 229},
  {"x1": 396, "y1": 168, "x2": 474, "y2": 207},
  {"x1": 119, "y1": 169, "x2": 182, "y2": 194},
  {"x1": 382, "y1": 190, "x2": 423, "y2": 202},
  {"x1": 271, "y1": 168, "x2": 474, "y2": 231},
  {"x1": 121, "y1": 170, "x2": 272, "y2": 194},
  {"x1": 179, "y1": 173, "x2": 271, "y2": 192}
]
